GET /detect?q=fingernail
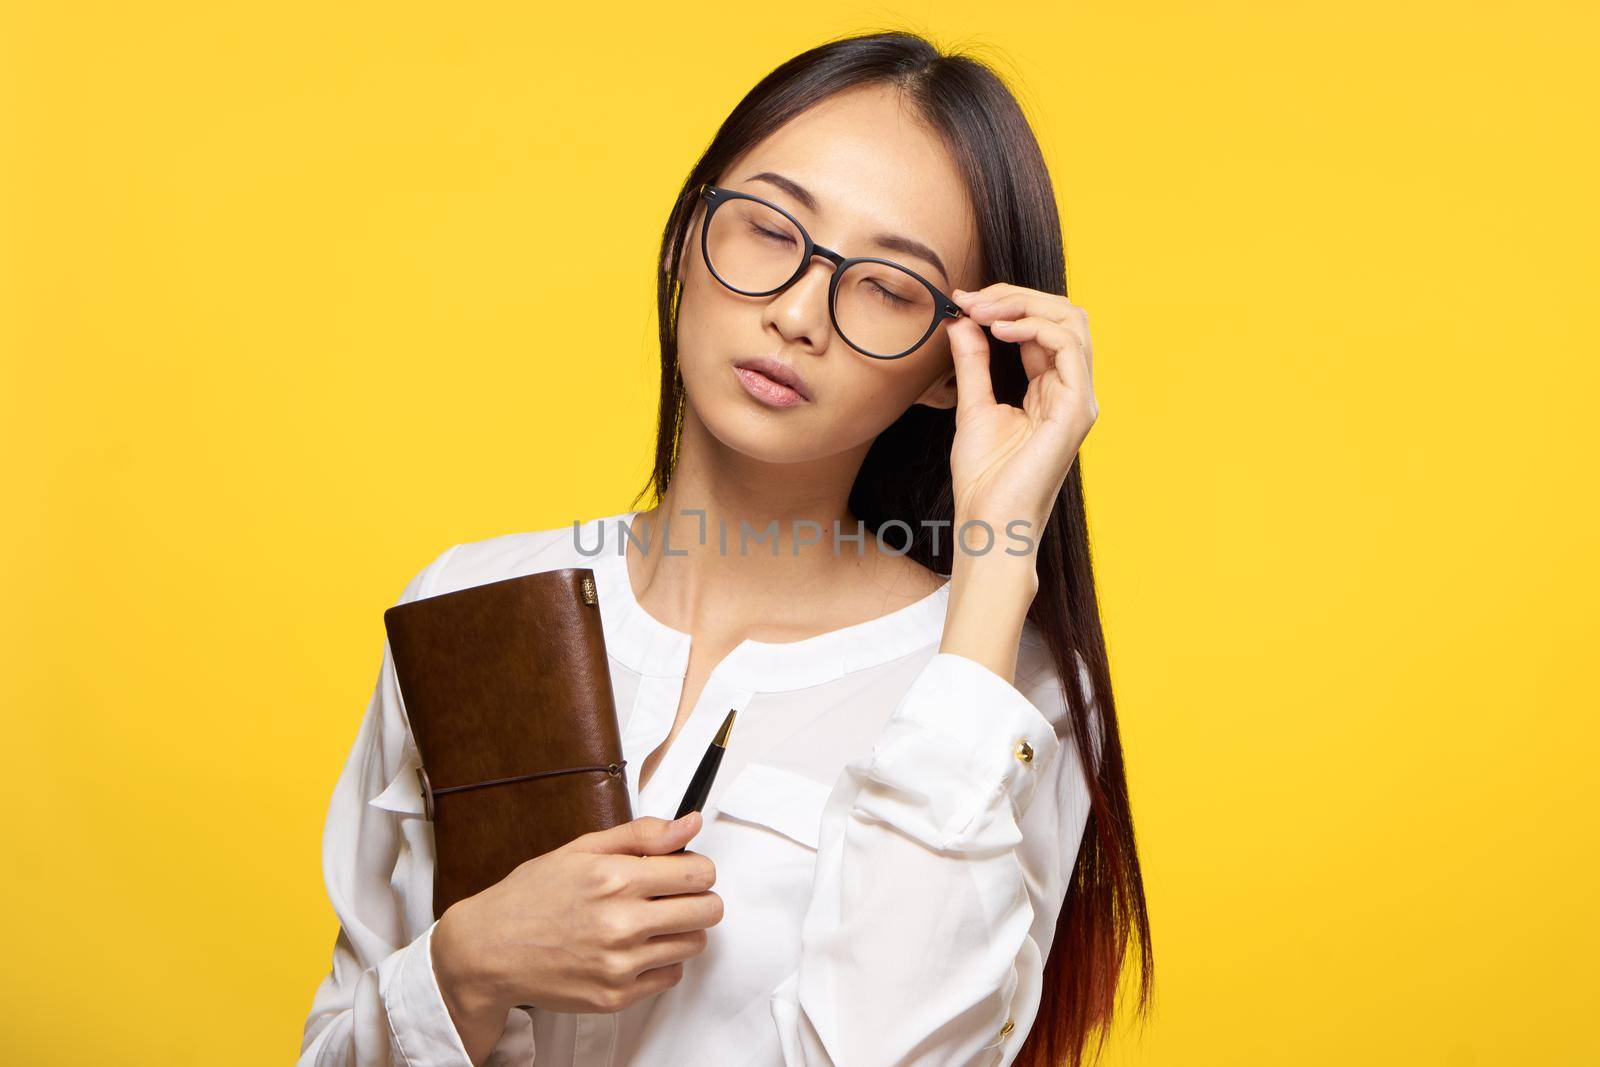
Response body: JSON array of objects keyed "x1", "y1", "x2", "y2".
[{"x1": 675, "y1": 810, "x2": 697, "y2": 825}]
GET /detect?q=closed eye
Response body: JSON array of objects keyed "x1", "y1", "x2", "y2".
[
  {"x1": 867, "y1": 279, "x2": 912, "y2": 306},
  {"x1": 747, "y1": 219, "x2": 797, "y2": 245}
]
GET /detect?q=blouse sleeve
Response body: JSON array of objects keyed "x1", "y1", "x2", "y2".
[
  {"x1": 768, "y1": 648, "x2": 1098, "y2": 1067},
  {"x1": 298, "y1": 545, "x2": 482, "y2": 1067}
]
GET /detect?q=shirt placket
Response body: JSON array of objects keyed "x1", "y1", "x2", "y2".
[
  {"x1": 620, "y1": 673, "x2": 688, "y2": 813},
  {"x1": 572, "y1": 1010, "x2": 618, "y2": 1066},
  {"x1": 638, "y1": 673, "x2": 754, "y2": 820}
]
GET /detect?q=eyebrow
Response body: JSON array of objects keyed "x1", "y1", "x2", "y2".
[{"x1": 743, "y1": 170, "x2": 953, "y2": 285}]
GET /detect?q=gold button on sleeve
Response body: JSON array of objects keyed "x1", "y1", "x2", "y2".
[
  {"x1": 1014, "y1": 738, "x2": 1034, "y2": 764},
  {"x1": 1000, "y1": 1016, "x2": 1016, "y2": 1036}
]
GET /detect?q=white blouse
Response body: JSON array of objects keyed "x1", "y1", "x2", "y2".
[{"x1": 299, "y1": 508, "x2": 1098, "y2": 1067}]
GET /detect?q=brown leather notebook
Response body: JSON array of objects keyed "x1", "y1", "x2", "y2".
[{"x1": 382, "y1": 567, "x2": 632, "y2": 920}]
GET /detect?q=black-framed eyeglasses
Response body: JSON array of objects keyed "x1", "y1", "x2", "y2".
[{"x1": 696, "y1": 183, "x2": 965, "y2": 360}]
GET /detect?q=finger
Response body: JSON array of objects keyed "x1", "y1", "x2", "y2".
[
  {"x1": 987, "y1": 316, "x2": 1081, "y2": 383},
  {"x1": 627, "y1": 930, "x2": 708, "y2": 975},
  {"x1": 946, "y1": 314, "x2": 996, "y2": 420},
  {"x1": 1015, "y1": 334, "x2": 1053, "y2": 383},
  {"x1": 997, "y1": 314, "x2": 1095, "y2": 446},
  {"x1": 630, "y1": 851, "x2": 717, "y2": 897},
  {"x1": 629, "y1": 960, "x2": 686, "y2": 1000},
  {"x1": 954, "y1": 284, "x2": 1078, "y2": 326},
  {"x1": 637, "y1": 890, "x2": 725, "y2": 937},
  {"x1": 575, "y1": 813, "x2": 699, "y2": 856},
  {"x1": 1049, "y1": 330, "x2": 1093, "y2": 417},
  {"x1": 964, "y1": 296, "x2": 1088, "y2": 373},
  {"x1": 1030, "y1": 322, "x2": 1096, "y2": 440}
]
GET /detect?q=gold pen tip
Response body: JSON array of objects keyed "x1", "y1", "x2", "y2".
[{"x1": 712, "y1": 708, "x2": 736, "y2": 747}]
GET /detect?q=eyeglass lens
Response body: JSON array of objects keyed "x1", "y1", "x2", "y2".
[{"x1": 705, "y1": 197, "x2": 939, "y2": 358}]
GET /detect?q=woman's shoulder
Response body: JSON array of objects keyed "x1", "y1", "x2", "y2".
[{"x1": 403, "y1": 508, "x2": 628, "y2": 603}]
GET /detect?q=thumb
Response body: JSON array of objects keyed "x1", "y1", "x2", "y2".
[
  {"x1": 570, "y1": 810, "x2": 702, "y2": 856},
  {"x1": 947, "y1": 315, "x2": 996, "y2": 423}
]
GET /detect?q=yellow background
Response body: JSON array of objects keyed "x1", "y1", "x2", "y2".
[{"x1": 3, "y1": 1, "x2": 1595, "y2": 1064}]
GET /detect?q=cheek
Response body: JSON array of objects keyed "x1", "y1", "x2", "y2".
[
  {"x1": 674, "y1": 288, "x2": 738, "y2": 392},
  {"x1": 817, "y1": 359, "x2": 946, "y2": 443},
  {"x1": 859, "y1": 328, "x2": 954, "y2": 407}
]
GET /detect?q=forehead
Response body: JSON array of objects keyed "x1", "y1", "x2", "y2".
[{"x1": 720, "y1": 85, "x2": 979, "y2": 287}]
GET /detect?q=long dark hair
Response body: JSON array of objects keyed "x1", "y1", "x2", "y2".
[{"x1": 636, "y1": 29, "x2": 1153, "y2": 1067}]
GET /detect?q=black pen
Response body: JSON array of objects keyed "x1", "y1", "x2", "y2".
[{"x1": 670, "y1": 708, "x2": 736, "y2": 852}]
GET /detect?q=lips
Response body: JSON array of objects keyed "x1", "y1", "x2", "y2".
[{"x1": 731, "y1": 357, "x2": 813, "y2": 402}]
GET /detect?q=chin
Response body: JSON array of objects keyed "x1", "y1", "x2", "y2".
[
  {"x1": 679, "y1": 375, "x2": 827, "y2": 464},
  {"x1": 702, "y1": 400, "x2": 826, "y2": 464}
]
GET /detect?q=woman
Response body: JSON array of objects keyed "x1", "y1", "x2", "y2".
[{"x1": 299, "y1": 30, "x2": 1152, "y2": 1067}]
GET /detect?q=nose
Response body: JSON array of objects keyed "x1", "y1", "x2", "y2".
[{"x1": 764, "y1": 257, "x2": 837, "y2": 348}]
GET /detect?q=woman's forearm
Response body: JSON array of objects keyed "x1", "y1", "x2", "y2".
[
  {"x1": 433, "y1": 900, "x2": 511, "y2": 1066},
  {"x1": 939, "y1": 530, "x2": 1041, "y2": 686}
]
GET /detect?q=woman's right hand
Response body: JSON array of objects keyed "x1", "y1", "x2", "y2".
[{"x1": 429, "y1": 811, "x2": 720, "y2": 1062}]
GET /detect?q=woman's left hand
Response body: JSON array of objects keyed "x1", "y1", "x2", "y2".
[{"x1": 944, "y1": 282, "x2": 1098, "y2": 539}]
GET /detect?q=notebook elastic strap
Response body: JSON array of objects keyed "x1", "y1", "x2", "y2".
[{"x1": 415, "y1": 760, "x2": 627, "y2": 821}]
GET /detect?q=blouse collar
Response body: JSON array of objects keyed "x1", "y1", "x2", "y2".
[{"x1": 589, "y1": 509, "x2": 951, "y2": 693}]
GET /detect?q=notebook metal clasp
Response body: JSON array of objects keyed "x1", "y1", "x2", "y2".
[{"x1": 416, "y1": 764, "x2": 435, "y2": 822}]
